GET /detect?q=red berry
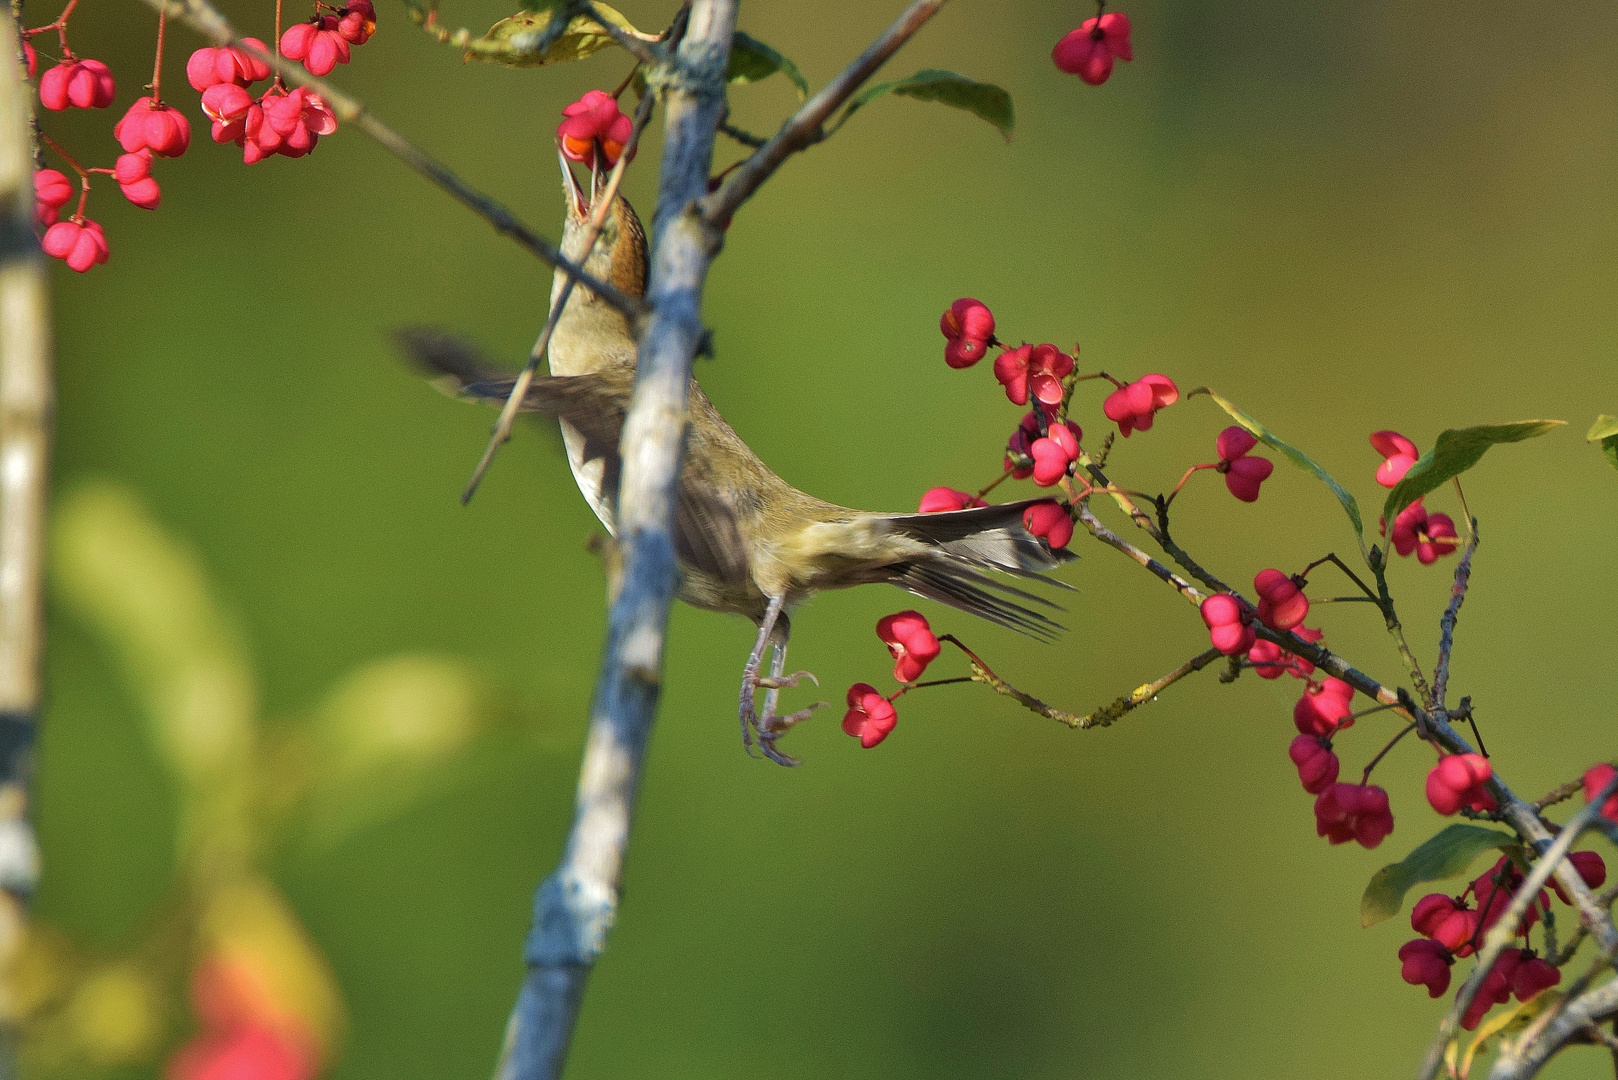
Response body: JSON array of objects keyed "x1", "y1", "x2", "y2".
[
  {"x1": 114, "y1": 97, "x2": 191, "y2": 157},
  {"x1": 1199, "y1": 593, "x2": 1254, "y2": 657},
  {"x1": 841, "y1": 683, "x2": 897, "y2": 749},
  {"x1": 42, "y1": 219, "x2": 109, "y2": 272},
  {"x1": 993, "y1": 343, "x2": 1073, "y2": 407},
  {"x1": 1550, "y1": 850, "x2": 1606, "y2": 905},
  {"x1": 34, "y1": 169, "x2": 73, "y2": 227},
  {"x1": 1029, "y1": 421, "x2": 1081, "y2": 487},
  {"x1": 39, "y1": 58, "x2": 115, "y2": 111},
  {"x1": 1022, "y1": 500, "x2": 1073, "y2": 550},
  {"x1": 1288, "y1": 735, "x2": 1339, "y2": 794},
  {"x1": 940, "y1": 298, "x2": 995, "y2": 369},
  {"x1": 1370, "y1": 430, "x2": 1420, "y2": 489},
  {"x1": 1511, "y1": 955, "x2": 1560, "y2": 1003},
  {"x1": 917, "y1": 487, "x2": 986, "y2": 513},
  {"x1": 1314, "y1": 782, "x2": 1393, "y2": 849},
  {"x1": 558, "y1": 89, "x2": 634, "y2": 166},
  {"x1": 1294, "y1": 677, "x2": 1354, "y2": 737},
  {"x1": 1101, "y1": 374, "x2": 1177, "y2": 437},
  {"x1": 1052, "y1": 11, "x2": 1133, "y2": 86},
  {"x1": 876, "y1": 610, "x2": 941, "y2": 684},
  {"x1": 1215, "y1": 427, "x2": 1274, "y2": 502},
  {"x1": 1397, "y1": 938, "x2": 1453, "y2": 998},
  {"x1": 119, "y1": 176, "x2": 160, "y2": 210},
  {"x1": 1584, "y1": 763, "x2": 1618, "y2": 824},
  {"x1": 337, "y1": 0, "x2": 376, "y2": 44},
  {"x1": 1425, "y1": 753, "x2": 1496, "y2": 816},
  {"x1": 1254, "y1": 568, "x2": 1308, "y2": 630},
  {"x1": 1388, "y1": 500, "x2": 1459, "y2": 564},
  {"x1": 1462, "y1": 951, "x2": 1522, "y2": 1030}
]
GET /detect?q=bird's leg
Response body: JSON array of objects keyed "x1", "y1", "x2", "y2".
[{"x1": 739, "y1": 598, "x2": 824, "y2": 766}]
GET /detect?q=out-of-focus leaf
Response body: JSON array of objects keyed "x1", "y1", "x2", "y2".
[
  {"x1": 299, "y1": 655, "x2": 487, "y2": 847},
  {"x1": 200, "y1": 878, "x2": 346, "y2": 1056},
  {"x1": 1361, "y1": 824, "x2": 1517, "y2": 927},
  {"x1": 1383, "y1": 421, "x2": 1565, "y2": 522},
  {"x1": 728, "y1": 31, "x2": 808, "y2": 100},
  {"x1": 51, "y1": 484, "x2": 255, "y2": 794},
  {"x1": 839, "y1": 70, "x2": 1014, "y2": 141},
  {"x1": 66, "y1": 964, "x2": 162, "y2": 1065},
  {"x1": 1457, "y1": 991, "x2": 1561, "y2": 1077},
  {"x1": 1191, "y1": 387, "x2": 1366, "y2": 550},
  {"x1": 470, "y1": 1, "x2": 642, "y2": 67},
  {"x1": 1588, "y1": 414, "x2": 1618, "y2": 471}
]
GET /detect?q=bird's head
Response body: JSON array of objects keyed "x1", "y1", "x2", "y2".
[{"x1": 559, "y1": 150, "x2": 648, "y2": 302}]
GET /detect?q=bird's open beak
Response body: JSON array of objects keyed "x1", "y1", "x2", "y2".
[{"x1": 560, "y1": 148, "x2": 589, "y2": 221}]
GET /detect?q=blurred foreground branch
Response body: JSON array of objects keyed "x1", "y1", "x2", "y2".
[{"x1": 0, "y1": 9, "x2": 50, "y2": 1072}]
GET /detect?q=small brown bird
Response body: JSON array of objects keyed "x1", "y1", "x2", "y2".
[{"x1": 400, "y1": 156, "x2": 1074, "y2": 764}]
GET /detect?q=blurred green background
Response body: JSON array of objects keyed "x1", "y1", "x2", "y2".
[{"x1": 32, "y1": 0, "x2": 1618, "y2": 1076}]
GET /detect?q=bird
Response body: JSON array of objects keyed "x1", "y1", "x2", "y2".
[{"x1": 398, "y1": 153, "x2": 1076, "y2": 765}]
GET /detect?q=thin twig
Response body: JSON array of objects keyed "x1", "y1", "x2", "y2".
[
  {"x1": 0, "y1": 9, "x2": 49, "y2": 1063},
  {"x1": 461, "y1": 89, "x2": 656, "y2": 504},
  {"x1": 134, "y1": 0, "x2": 650, "y2": 325},
  {"x1": 700, "y1": 0, "x2": 950, "y2": 228},
  {"x1": 1432, "y1": 517, "x2": 1479, "y2": 711},
  {"x1": 1417, "y1": 776, "x2": 1618, "y2": 1080}
]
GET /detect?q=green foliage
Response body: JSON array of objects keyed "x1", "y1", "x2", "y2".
[
  {"x1": 1588, "y1": 414, "x2": 1618, "y2": 471},
  {"x1": 1189, "y1": 388, "x2": 1366, "y2": 553},
  {"x1": 839, "y1": 70, "x2": 1014, "y2": 140},
  {"x1": 1382, "y1": 421, "x2": 1565, "y2": 523},
  {"x1": 728, "y1": 31, "x2": 808, "y2": 101},
  {"x1": 470, "y1": 1, "x2": 641, "y2": 67},
  {"x1": 1359, "y1": 824, "x2": 1517, "y2": 928}
]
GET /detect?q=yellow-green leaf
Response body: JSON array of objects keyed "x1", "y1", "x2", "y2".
[
  {"x1": 839, "y1": 69, "x2": 1014, "y2": 141},
  {"x1": 1360, "y1": 824, "x2": 1517, "y2": 928},
  {"x1": 1457, "y1": 991, "x2": 1561, "y2": 1077},
  {"x1": 1383, "y1": 421, "x2": 1565, "y2": 523},
  {"x1": 1588, "y1": 414, "x2": 1618, "y2": 472},
  {"x1": 728, "y1": 31, "x2": 807, "y2": 101},
  {"x1": 1189, "y1": 387, "x2": 1365, "y2": 550},
  {"x1": 469, "y1": 1, "x2": 641, "y2": 67}
]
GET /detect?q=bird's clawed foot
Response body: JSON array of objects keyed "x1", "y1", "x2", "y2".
[
  {"x1": 751, "y1": 700, "x2": 827, "y2": 767},
  {"x1": 757, "y1": 670, "x2": 818, "y2": 691}
]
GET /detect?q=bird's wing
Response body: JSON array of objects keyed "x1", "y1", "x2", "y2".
[
  {"x1": 398, "y1": 326, "x2": 750, "y2": 585},
  {"x1": 882, "y1": 499, "x2": 1078, "y2": 581}
]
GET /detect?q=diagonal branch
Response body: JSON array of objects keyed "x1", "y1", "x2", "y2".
[
  {"x1": 134, "y1": 0, "x2": 649, "y2": 325},
  {"x1": 700, "y1": 0, "x2": 949, "y2": 228}
]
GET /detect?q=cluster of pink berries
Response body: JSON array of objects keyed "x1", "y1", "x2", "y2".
[
  {"x1": 25, "y1": 0, "x2": 371, "y2": 273},
  {"x1": 1052, "y1": 9, "x2": 1132, "y2": 86},
  {"x1": 1372, "y1": 431, "x2": 1459, "y2": 564},
  {"x1": 557, "y1": 89, "x2": 635, "y2": 167},
  {"x1": 842, "y1": 611, "x2": 943, "y2": 748},
  {"x1": 1398, "y1": 851, "x2": 1607, "y2": 1028},
  {"x1": 280, "y1": 0, "x2": 375, "y2": 77}
]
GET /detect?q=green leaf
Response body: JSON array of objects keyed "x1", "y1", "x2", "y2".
[
  {"x1": 728, "y1": 31, "x2": 808, "y2": 101},
  {"x1": 1189, "y1": 387, "x2": 1365, "y2": 550},
  {"x1": 1588, "y1": 414, "x2": 1618, "y2": 472},
  {"x1": 1383, "y1": 420, "x2": 1566, "y2": 523},
  {"x1": 1360, "y1": 824, "x2": 1517, "y2": 928},
  {"x1": 52, "y1": 482, "x2": 256, "y2": 792},
  {"x1": 839, "y1": 69, "x2": 1014, "y2": 141},
  {"x1": 470, "y1": 1, "x2": 642, "y2": 67}
]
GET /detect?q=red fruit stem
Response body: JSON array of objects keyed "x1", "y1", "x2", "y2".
[
  {"x1": 28, "y1": 0, "x2": 81, "y2": 57},
  {"x1": 887, "y1": 676, "x2": 974, "y2": 701},
  {"x1": 149, "y1": 4, "x2": 167, "y2": 103},
  {"x1": 273, "y1": 0, "x2": 284, "y2": 89},
  {"x1": 1359, "y1": 721, "x2": 1416, "y2": 785},
  {"x1": 974, "y1": 466, "x2": 1013, "y2": 500},
  {"x1": 1163, "y1": 462, "x2": 1215, "y2": 507},
  {"x1": 37, "y1": 131, "x2": 90, "y2": 219}
]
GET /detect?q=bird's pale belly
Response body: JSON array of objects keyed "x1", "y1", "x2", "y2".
[{"x1": 560, "y1": 419, "x2": 616, "y2": 534}]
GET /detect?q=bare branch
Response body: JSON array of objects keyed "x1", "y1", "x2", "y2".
[
  {"x1": 495, "y1": 3, "x2": 737, "y2": 1077},
  {"x1": 0, "y1": 6, "x2": 49, "y2": 1059},
  {"x1": 700, "y1": 0, "x2": 949, "y2": 228},
  {"x1": 134, "y1": 0, "x2": 650, "y2": 325}
]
